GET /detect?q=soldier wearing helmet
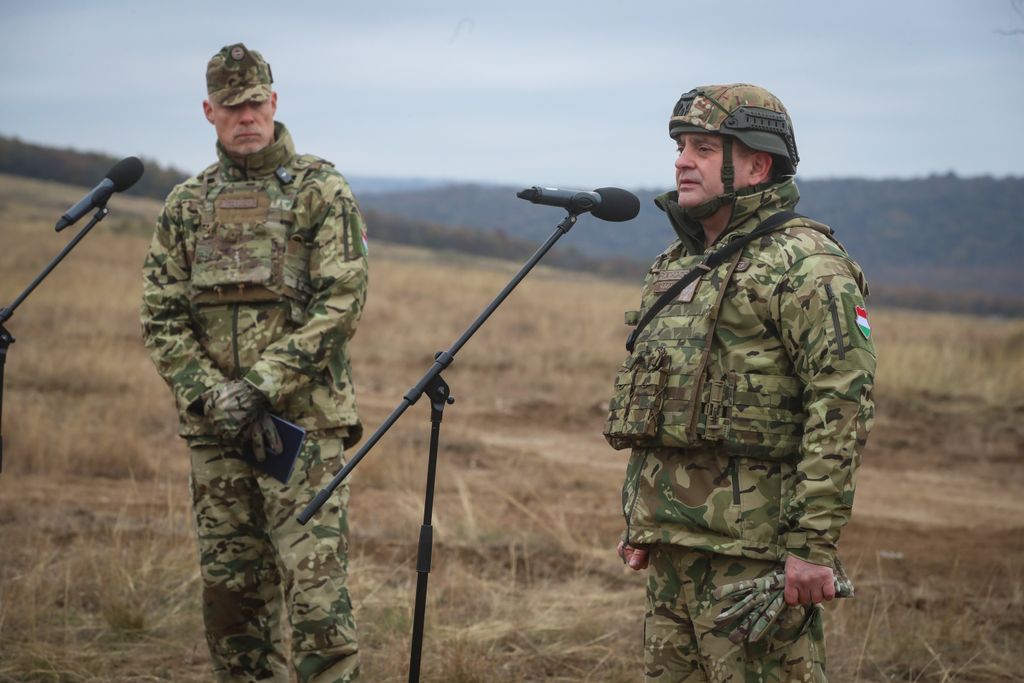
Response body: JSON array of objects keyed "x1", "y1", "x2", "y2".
[
  {"x1": 605, "y1": 84, "x2": 875, "y2": 680},
  {"x1": 141, "y1": 43, "x2": 367, "y2": 682}
]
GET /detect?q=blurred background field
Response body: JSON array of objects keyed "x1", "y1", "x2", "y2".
[{"x1": 1, "y1": 174, "x2": 1022, "y2": 682}]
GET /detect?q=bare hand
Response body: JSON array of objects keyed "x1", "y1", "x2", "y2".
[
  {"x1": 784, "y1": 555, "x2": 836, "y2": 606},
  {"x1": 617, "y1": 540, "x2": 649, "y2": 571}
]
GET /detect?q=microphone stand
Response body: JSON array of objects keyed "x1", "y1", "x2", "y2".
[
  {"x1": 298, "y1": 211, "x2": 580, "y2": 682},
  {"x1": 0, "y1": 206, "x2": 110, "y2": 472}
]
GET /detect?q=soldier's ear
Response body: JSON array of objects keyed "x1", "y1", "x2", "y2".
[
  {"x1": 203, "y1": 100, "x2": 215, "y2": 124},
  {"x1": 750, "y1": 152, "x2": 773, "y2": 184}
]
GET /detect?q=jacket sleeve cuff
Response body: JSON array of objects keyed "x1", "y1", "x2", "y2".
[
  {"x1": 242, "y1": 364, "x2": 285, "y2": 408},
  {"x1": 784, "y1": 532, "x2": 837, "y2": 568},
  {"x1": 176, "y1": 379, "x2": 215, "y2": 416}
]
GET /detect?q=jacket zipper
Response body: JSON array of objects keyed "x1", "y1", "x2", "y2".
[
  {"x1": 730, "y1": 457, "x2": 741, "y2": 506},
  {"x1": 824, "y1": 283, "x2": 846, "y2": 360},
  {"x1": 624, "y1": 450, "x2": 651, "y2": 545},
  {"x1": 231, "y1": 303, "x2": 241, "y2": 377}
]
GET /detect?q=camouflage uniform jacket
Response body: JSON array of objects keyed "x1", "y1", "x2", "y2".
[
  {"x1": 610, "y1": 179, "x2": 875, "y2": 567},
  {"x1": 141, "y1": 122, "x2": 368, "y2": 447}
]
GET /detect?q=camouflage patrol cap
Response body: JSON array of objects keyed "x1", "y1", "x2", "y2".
[
  {"x1": 206, "y1": 43, "x2": 274, "y2": 106},
  {"x1": 669, "y1": 83, "x2": 799, "y2": 175}
]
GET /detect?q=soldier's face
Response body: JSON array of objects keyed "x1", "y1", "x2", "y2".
[
  {"x1": 674, "y1": 133, "x2": 765, "y2": 209},
  {"x1": 203, "y1": 93, "x2": 278, "y2": 158},
  {"x1": 674, "y1": 133, "x2": 727, "y2": 208}
]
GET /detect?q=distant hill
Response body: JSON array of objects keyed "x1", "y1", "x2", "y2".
[
  {"x1": 347, "y1": 177, "x2": 452, "y2": 195},
  {"x1": 2, "y1": 134, "x2": 1022, "y2": 316},
  {"x1": 358, "y1": 177, "x2": 1024, "y2": 314},
  {"x1": 0, "y1": 134, "x2": 449, "y2": 200},
  {"x1": 358, "y1": 177, "x2": 1024, "y2": 274},
  {"x1": 796, "y1": 175, "x2": 1020, "y2": 294},
  {"x1": 0, "y1": 135, "x2": 190, "y2": 201}
]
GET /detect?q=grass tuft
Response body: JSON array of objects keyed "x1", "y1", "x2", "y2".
[{"x1": 1, "y1": 174, "x2": 1022, "y2": 681}]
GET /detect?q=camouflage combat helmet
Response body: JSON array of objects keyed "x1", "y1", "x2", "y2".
[
  {"x1": 669, "y1": 83, "x2": 799, "y2": 177},
  {"x1": 206, "y1": 43, "x2": 273, "y2": 107}
]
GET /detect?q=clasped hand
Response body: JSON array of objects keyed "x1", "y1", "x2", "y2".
[{"x1": 202, "y1": 380, "x2": 283, "y2": 462}]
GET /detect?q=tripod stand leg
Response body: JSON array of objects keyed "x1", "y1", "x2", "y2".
[
  {"x1": 0, "y1": 326, "x2": 13, "y2": 473},
  {"x1": 0, "y1": 209, "x2": 107, "y2": 475},
  {"x1": 408, "y1": 373, "x2": 453, "y2": 683}
]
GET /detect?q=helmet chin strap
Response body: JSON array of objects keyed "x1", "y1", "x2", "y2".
[
  {"x1": 680, "y1": 138, "x2": 781, "y2": 224},
  {"x1": 683, "y1": 136, "x2": 738, "y2": 222},
  {"x1": 721, "y1": 137, "x2": 735, "y2": 195}
]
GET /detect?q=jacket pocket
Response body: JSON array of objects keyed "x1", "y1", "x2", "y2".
[
  {"x1": 823, "y1": 282, "x2": 846, "y2": 360},
  {"x1": 282, "y1": 233, "x2": 313, "y2": 323},
  {"x1": 734, "y1": 455, "x2": 787, "y2": 546},
  {"x1": 604, "y1": 346, "x2": 669, "y2": 450},
  {"x1": 726, "y1": 373, "x2": 805, "y2": 460}
]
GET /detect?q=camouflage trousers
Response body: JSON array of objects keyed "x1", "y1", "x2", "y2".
[
  {"x1": 644, "y1": 544, "x2": 826, "y2": 683},
  {"x1": 189, "y1": 434, "x2": 359, "y2": 682}
]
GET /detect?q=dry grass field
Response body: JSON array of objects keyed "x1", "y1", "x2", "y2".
[{"x1": 1, "y1": 172, "x2": 1022, "y2": 682}]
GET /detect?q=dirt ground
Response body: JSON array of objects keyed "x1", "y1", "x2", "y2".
[
  {"x1": 3, "y1": 390, "x2": 1022, "y2": 682},
  {"x1": 1, "y1": 175, "x2": 1021, "y2": 680}
]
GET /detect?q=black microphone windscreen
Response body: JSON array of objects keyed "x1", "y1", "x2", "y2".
[
  {"x1": 106, "y1": 156, "x2": 145, "y2": 192},
  {"x1": 593, "y1": 187, "x2": 640, "y2": 222}
]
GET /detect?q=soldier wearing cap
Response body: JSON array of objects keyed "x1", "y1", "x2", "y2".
[
  {"x1": 605, "y1": 84, "x2": 876, "y2": 680},
  {"x1": 141, "y1": 43, "x2": 367, "y2": 682}
]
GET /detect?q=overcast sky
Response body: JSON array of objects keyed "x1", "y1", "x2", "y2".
[{"x1": 2, "y1": 1, "x2": 1022, "y2": 189}]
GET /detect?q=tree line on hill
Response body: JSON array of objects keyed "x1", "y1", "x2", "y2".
[
  {"x1": 0, "y1": 134, "x2": 645, "y2": 279},
  {"x1": 355, "y1": 179, "x2": 1024, "y2": 316},
  {"x1": 0, "y1": 135, "x2": 188, "y2": 202},
  {"x1": 2, "y1": 134, "x2": 1021, "y2": 316}
]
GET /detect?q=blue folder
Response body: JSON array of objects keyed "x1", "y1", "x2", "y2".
[{"x1": 241, "y1": 414, "x2": 307, "y2": 484}]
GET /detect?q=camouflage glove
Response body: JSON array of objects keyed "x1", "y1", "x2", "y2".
[
  {"x1": 712, "y1": 567, "x2": 854, "y2": 644},
  {"x1": 202, "y1": 379, "x2": 266, "y2": 441},
  {"x1": 246, "y1": 413, "x2": 284, "y2": 463}
]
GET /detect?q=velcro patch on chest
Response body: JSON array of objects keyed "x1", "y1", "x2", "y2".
[
  {"x1": 218, "y1": 197, "x2": 259, "y2": 209},
  {"x1": 652, "y1": 268, "x2": 702, "y2": 302},
  {"x1": 215, "y1": 191, "x2": 270, "y2": 224}
]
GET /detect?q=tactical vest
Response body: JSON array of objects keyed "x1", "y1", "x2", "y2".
[
  {"x1": 604, "y1": 224, "x2": 831, "y2": 461},
  {"x1": 189, "y1": 155, "x2": 328, "y2": 323}
]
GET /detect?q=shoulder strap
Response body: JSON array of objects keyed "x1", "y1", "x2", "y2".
[
  {"x1": 277, "y1": 155, "x2": 332, "y2": 197},
  {"x1": 625, "y1": 211, "x2": 802, "y2": 353}
]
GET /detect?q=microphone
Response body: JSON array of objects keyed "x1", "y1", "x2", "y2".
[
  {"x1": 55, "y1": 156, "x2": 145, "y2": 232},
  {"x1": 516, "y1": 186, "x2": 640, "y2": 222}
]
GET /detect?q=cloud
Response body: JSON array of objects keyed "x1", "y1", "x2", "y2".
[{"x1": 2, "y1": 0, "x2": 1021, "y2": 184}]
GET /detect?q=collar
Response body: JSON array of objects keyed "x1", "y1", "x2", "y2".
[
  {"x1": 654, "y1": 178, "x2": 801, "y2": 252},
  {"x1": 216, "y1": 121, "x2": 295, "y2": 180}
]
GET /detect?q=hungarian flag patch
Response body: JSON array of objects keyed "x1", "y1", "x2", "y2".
[{"x1": 855, "y1": 305, "x2": 871, "y2": 339}]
